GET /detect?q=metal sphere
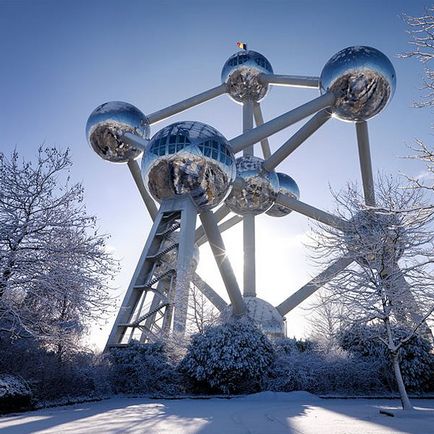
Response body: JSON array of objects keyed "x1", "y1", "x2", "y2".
[
  {"x1": 222, "y1": 297, "x2": 285, "y2": 337},
  {"x1": 320, "y1": 46, "x2": 396, "y2": 122},
  {"x1": 141, "y1": 121, "x2": 236, "y2": 211},
  {"x1": 344, "y1": 210, "x2": 405, "y2": 269},
  {"x1": 221, "y1": 50, "x2": 273, "y2": 103},
  {"x1": 86, "y1": 101, "x2": 149, "y2": 163},
  {"x1": 225, "y1": 156, "x2": 279, "y2": 216},
  {"x1": 266, "y1": 173, "x2": 300, "y2": 217},
  {"x1": 245, "y1": 297, "x2": 285, "y2": 337}
]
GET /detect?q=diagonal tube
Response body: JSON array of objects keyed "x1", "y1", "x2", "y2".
[
  {"x1": 127, "y1": 159, "x2": 158, "y2": 220},
  {"x1": 195, "y1": 205, "x2": 231, "y2": 242},
  {"x1": 199, "y1": 210, "x2": 246, "y2": 316},
  {"x1": 197, "y1": 215, "x2": 243, "y2": 247},
  {"x1": 275, "y1": 194, "x2": 348, "y2": 230},
  {"x1": 192, "y1": 274, "x2": 228, "y2": 312},
  {"x1": 230, "y1": 93, "x2": 335, "y2": 154},
  {"x1": 263, "y1": 109, "x2": 331, "y2": 171},
  {"x1": 276, "y1": 257, "x2": 353, "y2": 315},
  {"x1": 147, "y1": 84, "x2": 227, "y2": 125},
  {"x1": 253, "y1": 102, "x2": 272, "y2": 159}
]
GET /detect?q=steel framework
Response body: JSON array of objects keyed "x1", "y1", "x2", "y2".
[{"x1": 84, "y1": 46, "x2": 415, "y2": 349}]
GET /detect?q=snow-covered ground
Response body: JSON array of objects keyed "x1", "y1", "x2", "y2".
[{"x1": 1, "y1": 392, "x2": 434, "y2": 433}]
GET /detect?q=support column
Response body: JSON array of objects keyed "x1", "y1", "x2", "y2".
[
  {"x1": 243, "y1": 101, "x2": 256, "y2": 297},
  {"x1": 355, "y1": 121, "x2": 376, "y2": 207}
]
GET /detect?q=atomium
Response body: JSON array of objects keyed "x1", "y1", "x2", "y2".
[
  {"x1": 266, "y1": 173, "x2": 300, "y2": 217},
  {"x1": 87, "y1": 45, "x2": 404, "y2": 349},
  {"x1": 141, "y1": 121, "x2": 236, "y2": 211},
  {"x1": 225, "y1": 155, "x2": 279, "y2": 215},
  {"x1": 221, "y1": 50, "x2": 273, "y2": 103},
  {"x1": 86, "y1": 101, "x2": 149, "y2": 163},
  {"x1": 320, "y1": 46, "x2": 396, "y2": 122}
]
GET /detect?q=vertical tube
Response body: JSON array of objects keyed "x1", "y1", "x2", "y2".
[
  {"x1": 355, "y1": 121, "x2": 376, "y2": 207},
  {"x1": 243, "y1": 101, "x2": 256, "y2": 297}
]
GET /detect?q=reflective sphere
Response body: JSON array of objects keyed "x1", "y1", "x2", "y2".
[
  {"x1": 86, "y1": 101, "x2": 149, "y2": 163},
  {"x1": 266, "y1": 173, "x2": 300, "y2": 217},
  {"x1": 142, "y1": 121, "x2": 236, "y2": 211},
  {"x1": 221, "y1": 50, "x2": 273, "y2": 103},
  {"x1": 344, "y1": 210, "x2": 405, "y2": 269},
  {"x1": 225, "y1": 156, "x2": 279, "y2": 216},
  {"x1": 320, "y1": 46, "x2": 396, "y2": 122},
  {"x1": 222, "y1": 297, "x2": 285, "y2": 337},
  {"x1": 245, "y1": 297, "x2": 285, "y2": 337}
]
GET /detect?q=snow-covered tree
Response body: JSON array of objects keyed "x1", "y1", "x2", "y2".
[
  {"x1": 402, "y1": 6, "x2": 434, "y2": 199},
  {"x1": 310, "y1": 177, "x2": 434, "y2": 409},
  {"x1": 402, "y1": 6, "x2": 434, "y2": 108},
  {"x1": 180, "y1": 318, "x2": 275, "y2": 394},
  {"x1": 308, "y1": 291, "x2": 346, "y2": 352},
  {"x1": 186, "y1": 285, "x2": 220, "y2": 335},
  {"x1": 0, "y1": 147, "x2": 116, "y2": 352},
  {"x1": 338, "y1": 323, "x2": 434, "y2": 392}
]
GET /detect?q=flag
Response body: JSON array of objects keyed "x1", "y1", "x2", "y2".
[{"x1": 236, "y1": 41, "x2": 247, "y2": 50}]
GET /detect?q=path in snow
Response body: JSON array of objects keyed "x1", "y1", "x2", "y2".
[{"x1": 1, "y1": 392, "x2": 434, "y2": 433}]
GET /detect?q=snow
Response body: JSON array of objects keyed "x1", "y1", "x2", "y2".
[{"x1": 1, "y1": 393, "x2": 434, "y2": 433}]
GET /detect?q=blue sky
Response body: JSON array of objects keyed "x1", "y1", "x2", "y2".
[{"x1": 1, "y1": 0, "x2": 433, "y2": 348}]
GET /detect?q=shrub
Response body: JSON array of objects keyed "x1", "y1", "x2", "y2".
[
  {"x1": 0, "y1": 336, "x2": 111, "y2": 402},
  {"x1": 263, "y1": 337, "x2": 384, "y2": 394},
  {"x1": 179, "y1": 318, "x2": 275, "y2": 394},
  {"x1": 0, "y1": 374, "x2": 32, "y2": 413},
  {"x1": 108, "y1": 340, "x2": 182, "y2": 395},
  {"x1": 338, "y1": 324, "x2": 434, "y2": 392}
]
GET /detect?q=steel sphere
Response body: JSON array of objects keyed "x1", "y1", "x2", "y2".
[
  {"x1": 266, "y1": 173, "x2": 300, "y2": 217},
  {"x1": 86, "y1": 101, "x2": 149, "y2": 163},
  {"x1": 225, "y1": 156, "x2": 279, "y2": 216},
  {"x1": 344, "y1": 209, "x2": 405, "y2": 269},
  {"x1": 221, "y1": 50, "x2": 273, "y2": 103},
  {"x1": 222, "y1": 297, "x2": 285, "y2": 337},
  {"x1": 320, "y1": 46, "x2": 396, "y2": 122},
  {"x1": 141, "y1": 121, "x2": 236, "y2": 211}
]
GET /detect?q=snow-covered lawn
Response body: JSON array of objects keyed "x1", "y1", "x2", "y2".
[{"x1": 1, "y1": 392, "x2": 434, "y2": 433}]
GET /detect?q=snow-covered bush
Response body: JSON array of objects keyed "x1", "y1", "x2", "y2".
[
  {"x1": 0, "y1": 374, "x2": 32, "y2": 413},
  {"x1": 108, "y1": 340, "x2": 182, "y2": 395},
  {"x1": 0, "y1": 336, "x2": 111, "y2": 403},
  {"x1": 263, "y1": 338, "x2": 384, "y2": 394},
  {"x1": 338, "y1": 324, "x2": 434, "y2": 392},
  {"x1": 179, "y1": 318, "x2": 275, "y2": 394}
]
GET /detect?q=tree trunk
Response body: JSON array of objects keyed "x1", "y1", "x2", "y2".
[{"x1": 392, "y1": 353, "x2": 413, "y2": 410}]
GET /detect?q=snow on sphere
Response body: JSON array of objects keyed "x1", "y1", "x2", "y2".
[
  {"x1": 320, "y1": 46, "x2": 396, "y2": 122},
  {"x1": 221, "y1": 50, "x2": 273, "y2": 103},
  {"x1": 225, "y1": 156, "x2": 279, "y2": 216},
  {"x1": 86, "y1": 101, "x2": 149, "y2": 163},
  {"x1": 142, "y1": 121, "x2": 236, "y2": 211}
]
